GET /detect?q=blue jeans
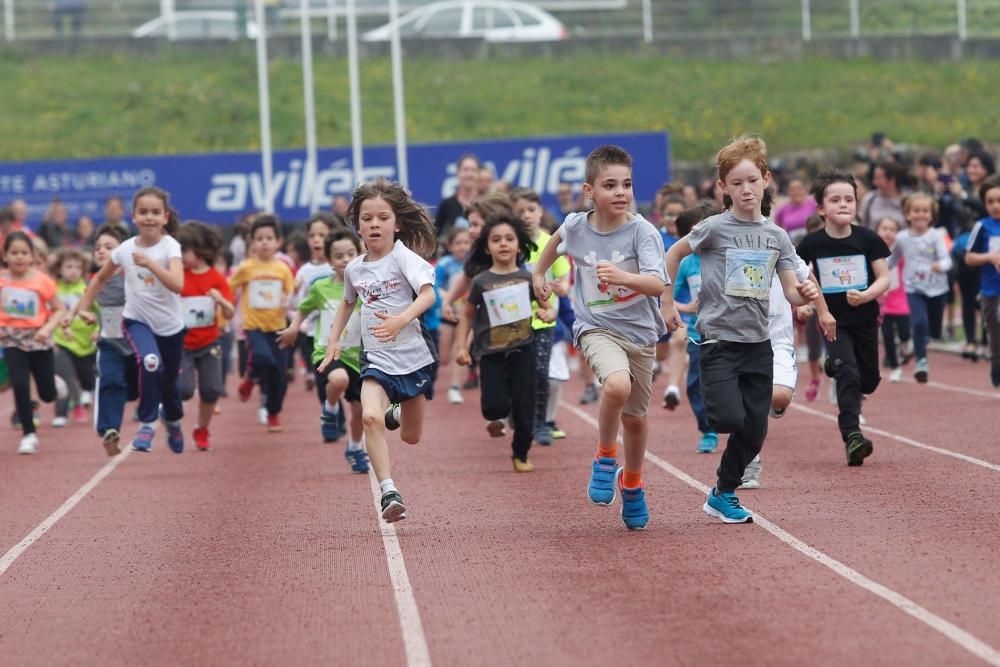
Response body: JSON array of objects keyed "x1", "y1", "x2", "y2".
[
  {"x1": 94, "y1": 339, "x2": 138, "y2": 436},
  {"x1": 246, "y1": 329, "x2": 288, "y2": 416},
  {"x1": 123, "y1": 319, "x2": 185, "y2": 425},
  {"x1": 685, "y1": 341, "x2": 712, "y2": 434},
  {"x1": 907, "y1": 293, "x2": 946, "y2": 360}
]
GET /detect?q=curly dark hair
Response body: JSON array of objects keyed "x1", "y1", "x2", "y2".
[
  {"x1": 463, "y1": 212, "x2": 536, "y2": 278},
  {"x1": 176, "y1": 220, "x2": 224, "y2": 264}
]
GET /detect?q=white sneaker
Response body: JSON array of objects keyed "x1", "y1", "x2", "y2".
[
  {"x1": 740, "y1": 455, "x2": 762, "y2": 489},
  {"x1": 859, "y1": 413, "x2": 867, "y2": 426},
  {"x1": 447, "y1": 387, "x2": 463, "y2": 404},
  {"x1": 889, "y1": 368, "x2": 902, "y2": 383},
  {"x1": 257, "y1": 407, "x2": 268, "y2": 425},
  {"x1": 54, "y1": 375, "x2": 69, "y2": 401},
  {"x1": 79, "y1": 390, "x2": 93, "y2": 407},
  {"x1": 52, "y1": 416, "x2": 68, "y2": 428},
  {"x1": 17, "y1": 433, "x2": 39, "y2": 454}
]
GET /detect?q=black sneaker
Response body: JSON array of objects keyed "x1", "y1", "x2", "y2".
[
  {"x1": 380, "y1": 490, "x2": 406, "y2": 523},
  {"x1": 384, "y1": 403, "x2": 401, "y2": 431},
  {"x1": 845, "y1": 432, "x2": 873, "y2": 467}
]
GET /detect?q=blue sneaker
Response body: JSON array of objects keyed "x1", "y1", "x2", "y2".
[
  {"x1": 697, "y1": 432, "x2": 719, "y2": 453},
  {"x1": 321, "y1": 405, "x2": 342, "y2": 442},
  {"x1": 131, "y1": 425, "x2": 155, "y2": 452},
  {"x1": 588, "y1": 456, "x2": 618, "y2": 505},
  {"x1": 616, "y1": 468, "x2": 649, "y2": 530},
  {"x1": 159, "y1": 409, "x2": 183, "y2": 454},
  {"x1": 703, "y1": 487, "x2": 753, "y2": 523},
  {"x1": 344, "y1": 446, "x2": 370, "y2": 473}
]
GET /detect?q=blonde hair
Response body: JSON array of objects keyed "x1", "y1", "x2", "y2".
[
  {"x1": 465, "y1": 192, "x2": 515, "y2": 222},
  {"x1": 716, "y1": 134, "x2": 769, "y2": 183},
  {"x1": 901, "y1": 191, "x2": 939, "y2": 224}
]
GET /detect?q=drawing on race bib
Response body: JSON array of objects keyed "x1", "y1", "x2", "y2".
[
  {"x1": 1, "y1": 287, "x2": 40, "y2": 319},
  {"x1": 183, "y1": 296, "x2": 216, "y2": 329},
  {"x1": 579, "y1": 250, "x2": 640, "y2": 310},
  {"x1": 485, "y1": 282, "x2": 531, "y2": 328},
  {"x1": 60, "y1": 294, "x2": 81, "y2": 312},
  {"x1": 816, "y1": 255, "x2": 868, "y2": 294},
  {"x1": 724, "y1": 248, "x2": 778, "y2": 298},
  {"x1": 248, "y1": 279, "x2": 282, "y2": 310}
]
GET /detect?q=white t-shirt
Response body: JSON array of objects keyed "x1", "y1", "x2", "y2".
[
  {"x1": 768, "y1": 254, "x2": 810, "y2": 349},
  {"x1": 111, "y1": 235, "x2": 184, "y2": 336},
  {"x1": 295, "y1": 261, "x2": 334, "y2": 337},
  {"x1": 344, "y1": 240, "x2": 437, "y2": 375}
]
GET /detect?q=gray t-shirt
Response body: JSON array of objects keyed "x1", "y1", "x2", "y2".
[
  {"x1": 685, "y1": 212, "x2": 797, "y2": 343},
  {"x1": 467, "y1": 269, "x2": 534, "y2": 359},
  {"x1": 96, "y1": 272, "x2": 132, "y2": 355},
  {"x1": 560, "y1": 211, "x2": 668, "y2": 347}
]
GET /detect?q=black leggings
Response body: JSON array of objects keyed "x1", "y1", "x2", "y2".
[
  {"x1": 957, "y1": 267, "x2": 987, "y2": 346},
  {"x1": 479, "y1": 346, "x2": 535, "y2": 462},
  {"x1": 5, "y1": 347, "x2": 58, "y2": 436}
]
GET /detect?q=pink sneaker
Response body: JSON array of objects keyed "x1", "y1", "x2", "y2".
[
  {"x1": 805, "y1": 378, "x2": 820, "y2": 402},
  {"x1": 71, "y1": 405, "x2": 88, "y2": 422}
]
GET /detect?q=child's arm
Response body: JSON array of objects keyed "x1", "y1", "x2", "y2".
[
  {"x1": 809, "y1": 271, "x2": 837, "y2": 341},
  {"x1": 277, "y1": 311, "x2": 304, "y2": 348},
  {"x1": 676, "y1": 300, "x2": 698, "y2": 315},
  {"x1": 209, "y1": 288, "x2": 235, "y2": 320},
  {"x1": 372, "y1": 284, "x2": 436, "y2": 342},
  {"x1": 134, "y1": 254, "x2": 183, "y2": 293},
  {"x1": 441, "y1": 272, "x2": 471, "y2": 321},
  {"x1": 659, "y1": 238, "x2": 693, "y2": 330},
  {"x1": 37, "y1": 294, "x2": 66, "y2": 343},
  {"x1": 531, "y1": 228, "x2": 563, "y2": 302},
  {"x1": 932, "y1": 233, "x2": 953, "y2": 273},
  {"x1": 73, "y1": 261, "x2": 117, "y2": 324},
  {"x1": 846, "y1": 259, "x2": 891, "y2": 307},
  {"x1": 454, "y1": 301, "x2": 477, "y2": 367},
  {"x1": 778, "y1": 269, "x2": 819, "y2": 307},
  {"x1": 964, "y1": 248, "x2": 1000, "y2": 269},
  {"x1": 316, "y1": 299, "x2": 355, "y2": 372}
]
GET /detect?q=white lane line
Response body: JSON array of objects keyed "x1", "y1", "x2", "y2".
[
  {"x1": 791, "y1": 403, "x2": 1000, "y2": 473},
  {"x1": 900, "y1": 377, "x2": 1000, "y2": 400},
  {"x1": 562, "y1": 402, "x2": 1000, "y2": 666},
  {"x1": 367, "y1": 472, "x2": 432, "y2": 667},
  {"x1": 0, "y1": 448, "x2": 133, "y2": 577}
]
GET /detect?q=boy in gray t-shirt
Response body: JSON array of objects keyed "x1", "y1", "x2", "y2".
[{"x1": 533, "y1": 145, "x2": 679, "y2": 531}]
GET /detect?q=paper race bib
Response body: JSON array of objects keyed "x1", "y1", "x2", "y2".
[
  {"x1": 183, "y1": 296, "x2": 217, "y2": 329},
  {"x1": 816, "y1": 255, "x2": 868, "y2": 294},
  {"x1": 724, "y1": 249, "x2": 777, "y2": 298},
  {"x1": 1, "y1": 286, "x2": 41, "y2": 320},
  {"x1": 248, "y1": 279, "x2": 282, "y2": 310},
  {"x1": 484, "y1": 282, "x2": 532, "y2": 328},
  {"x1": 99, "y1": 305, "x2": 124, "y2": 339},
  {"x1": 989, "y1": 236, "x2": 1000, "y2": 253},
  {"x1": 317, "y1": 304, "x2": 339, "y2": 342},
  {"x1": 362, "y1": 308, "x2": 420, "y2": 350},
  {"x1": 60, "y1": 293, "x2": 81, "y2": 312}
]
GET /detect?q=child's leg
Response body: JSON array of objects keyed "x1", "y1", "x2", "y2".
[
  {"x1": 156, "y1": 331, "x2": 186, "y2": 424},
  {"x1": 5, "y1": 347, "x2": 36, "y2": 436},
  {"x1": 348, "y1": 400, "x2": 364, "y2": 443},
  {"x1": 195, "y1": 343, "x2": 224, "y2": 428},
  {"x1": 246, "y1": 330, "x2": 285, "y2": 416},
  {"x1": 881, "y1": 317, "x2": 899, "y2": 369},
  {"x1": 532, "y1": 329, "x2": 553, "y2": 435},
  {"x1": 926, "y1": 294, "x2": 947, "y2": 341},
  {"x1": 53, "y1": 346, "x2": 77, "y2": 418},
  {"x1": 825, "y1": 328, "x2": 864, "y2": 442},
  {"x1": 983, "y1": 297, "x2": 1000, "y2": 384},
  {"x1": 237, "y1": 338, "x2": 248, "y2": 378},
  {"x1": 545, "y1": 379, "x2": 563, "y2": 423},
  {"x1": 806, "y1": 312, "x2": 823, "y2": 377},
  {"x1": 178, "y1": 349, "x2": 198, "y2": 404},
  {"x1": 907, "y1": 293, "x2": 931, "y2": 360},
  {"x1": 123, "y1": 319, "x2": 165, "y2": 425},
  {"x1": 438, "y1": 323, "x2": 455, "y2": 366},
  {"x1": 95, "y1": 342, "x2": 129, "y2": 436},
  {"x1": 716, "y1": 343, "x2": 772, "y2": 493},
  {"x1": 360, "y1": 378, "x2": 392, "y2": 480},
  {"x1": 478, "y1": 353, "x2": 511, "y2": 420},
  {"x1": 685, "y1": 342, "x2": 712, "y2": 433},
  {"x1": 854, "y1": 326, "x2": 882, "y2": 397},
  {"x1": 219, "y1": 328, "x2": 234, "y2": 386},
  {"x1": 509, "y1": 346, "x2": 536, "y2": 461},
  {"x1": 619, "y1": 343, "x2": 655, "y2": 482},
  {"x1": 666, "y1": 326, "x2": 687, "y2": 389},
  {"x1": 71, "y1": 352, "x2": 97, "y2": 395}
]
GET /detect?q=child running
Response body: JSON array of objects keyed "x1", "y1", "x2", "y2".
[
  {"x1": 663, "y1": 135, "x2": 817, "y2": 523},
  {"x1": 797, "y1": 169, "x2": 891, "y2": 466},
  {"x1": 455, "y1": 212, "x2": 555, "y2": 472},
  {"x1": 889, "y1": 193, "x2": 952, "y2": 383},
  {"x1": 279, "y1": 228, "x2": 369, "y2": 473},
  {"x1": 51, "y1": 247, "x2": 98, "y2": 426},
  {"x1": 438, "y1": 227, "x2": 472, "y2": 404},
  {"x1": 965, "y1": 173, "x2": 1000, "y2": 388},
  {"x1": 292, "y1": 214, "x2": 337, "y2": 392},
  {"x1": 533, "y1": 145, "x2": 672, "y2": 531},
  {"x1": 875, "y1": 217, "x2": 912, "y2": 383},
  {"x1": 1, "y1": 231, "x2": 65, "y2": 454},
  {"x1": 75, "y1": 187, "x2": 186, "y2": 453},
  {"x1": 318, "y1": 179, "x2": 439, "y2": 523},
  {"x1": 230, "y1": 215, "x2": 295, "y2": 432},
  {"x1": 176, "y1": 221, "x2": 234, "y2": 451}
]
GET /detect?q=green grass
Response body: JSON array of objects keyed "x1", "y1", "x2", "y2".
[{"x1": 3, "y1": 51, "x2": 1000, "y2": 163}]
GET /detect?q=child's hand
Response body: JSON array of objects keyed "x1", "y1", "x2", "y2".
[
  {"x1": 845, "y1": 289, "x2": 868, "y2": 307},
  {"x1": 33, "y1": 328, "x2": 52, "y2": 344},
  {"x1": 991, "y1": 251, "x2": 1000, "y2": 271},
  {"x1": 208, "y1": 288, "x2": 224, "y2": 302},
  {"x1": 441, "y1": 302, "x2": 457, "y2": 322},
  {"x1": 456, "y1": 347, "x2": 471, "y2": 367},
  {"x1": 276, "y1": 326, "x2": 298, "y2": 349},
  {"x1": 662, "y1": 303, "x2": 683, "y2": 332},
  {"x1": 931, "y1": 262, "x2": 943, "y2": 273},
  {"x1": 796, "y1": 279, "x2": 819, "y2": 302},
  {"x1": 132, "y1": 252, "x2": 152, "y2": 268},
  {"x1": 78, "y1": 310, "x2": 97, "y2": 326},
  {"x1": 819, "y1": 311, "x2": 838, "y2": 342},
  {"x1": 595, "y1": 260, "x2": 626, "y2": 286},
  {"x1": 372, "y1": 311, "x2": 405, "y2": 342},
  {"x1": 60, "y1": 312, "x2": 75, "y2": 331},
  {"x1": 316, "y1": 343, "x2": 341, "y2": 372},
  {"x1": 795, "y1": 304, "x2": 815, "y2": 323},
  {"x1": 536, "y1": 305, "x2": 556, "y2": 323},
  {"x1": 532, "y1": 273, "x2": 551, "y2": 302}
]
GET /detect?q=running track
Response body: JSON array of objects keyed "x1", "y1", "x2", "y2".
[{"x1": 2, "y1": 349, "x2": 998, "y2": 666}]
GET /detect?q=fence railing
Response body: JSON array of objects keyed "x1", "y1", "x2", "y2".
[{"x1": 2, "y1": 0, "x2": 999, "y2": 43}]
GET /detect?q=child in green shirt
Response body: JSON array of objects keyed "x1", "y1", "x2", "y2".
[{"x1": 52, "y1": 248, "x2": 98, "y2": 426}]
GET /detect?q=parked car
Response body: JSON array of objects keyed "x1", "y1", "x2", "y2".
[
  {"x1": 362, "y1": 0, "x2": 568, "y2": 42},
  {"x1": 131, "y1": 11, "x2": 258, "y2": 40}
]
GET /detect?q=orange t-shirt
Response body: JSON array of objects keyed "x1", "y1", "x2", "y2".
[
  {"x1": 181, "y1": 267, "x2": 234, "y2": 350},
  {"x1": 0, "y1": 270, "x2": 58, "y2": 329}
]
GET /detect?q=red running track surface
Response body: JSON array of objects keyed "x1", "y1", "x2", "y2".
[{"x1": 1, "y1": 349, "x2": 998, "y2": 666}]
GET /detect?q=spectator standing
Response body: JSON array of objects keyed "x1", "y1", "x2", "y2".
[
  {"x1": 774, "y1": 177, "x2": 817, "y2": 242},
  {"x1": 860, "y1": 161, "x2": 907, "y2": 230},
  {"x1": 435, "y1": 154, "x2": 481, "y2": 237}
]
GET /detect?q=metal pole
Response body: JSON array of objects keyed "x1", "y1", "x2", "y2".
[
  {"x1": 346, "y1": 0, "x2": 364, "y2": 182},
  {"x1": 254, "y1": 0, "x2": 275, "y2": 213},
  {"x1": 849, "y1": 0, "x2": 860, "y2": 38},
  {"x1": 3, "y1": 0, "x2": 13, "y2": 41},
  {"x1": 388, "y1": 0, "x2": 408, "y2": 188},
  {"x1": 161, "y1": 0, "x2": 177, "y2": 41},
  {"x1": 957, "y1": 0, "x2": 967, "y2": 41},
  {"x1": 641, "y1": 0, "x2": 652, "y2": 43},
  {"x1": 300, "y1": 0, "x2": 319, "y2": 213},
  {"x1": 801, "y1": 0, "x2": 812, "y2": 41},
  {"x1": 327, "y1": 0, "x2": 337, "y2": 41}
]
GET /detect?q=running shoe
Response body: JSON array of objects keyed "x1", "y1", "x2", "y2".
[
  {"x1": 193, "y1": 427, "x2": 211, "y2": 451},
  {"x1": 535, "y1": 423, "x2": 553, "y2": 446},
  {"x1": 256, "y1": 407, "x2": 268, "y2": 425},
  {"x1": 805, "y1": 377, "x2": 820, "y2": 402},
  {"x1": 740, "y1": 455, "x2": 762, "y2": 489},
  {"x1": 549, "y1": 422, "x2": 566, "y2": 440},
  {"x1": 463, "y1": 369, "x2": 478, "y2": 390},
  {"x1": 344, "y1": 446, "x2": 370, "y2": 473},
  {"x1": 697, "y1": 432, "x2": 719, "y2": 453},
  {"x1": 512, "y1": 457, "x2": 535, "y2": 473},
  {"x1": 71, "y1": 405, "x2": 88, "y2": 422},
  {"x1": 320, "y1": 405, "x2": 342, "y2": 442},
  {"x1": 662, "y1": 385, "x2": 681, "y2": 410},
  {"x1": 588, "y1": 456, "x2": 618, "y2": 505},
  {"x1": 164, "y1": 419, "x2": 184, "y2": 454},
  {"x1": 385, "y1": 404, "x2": 401, "y2": 431},
  {"x1": 79, "y1": 391, "x2": 93, "y2": 407},
  {"x1": 17, "y1": 433, "x2": 38, "y2": 455},
  {"x1": 238, "y1": 375, "x2": 254, "y2": 402},
  {"x1": 447, "y1": 386, "x2": 463, "y2": 404},
  {"x1": 992, "y1": 367, "x2": 1000, "y2": 388},
  {"x1": 703, "y1": 488, "x2": 753, "y2": 523},
  {"x1": 380, "y1": 489, "x2": 406, "y2": 523},
  {"x1": 52, "y1": 416, "x2": 68, "y2": 428},
  {"x1": 579, "y1": 384, "x2": 599, "y2": 404},
  {"x1": 845, "y1": 432, "x2": 873, "y2": 466},
  {"x1": 616, "y1": 468, "x2": 649, "y2": 530},
  {"x1": 914, "y1": 358, "x2": 929, "y2": 383},
  {"x1": 486, "y1": 419, "x2": 507, "y2": 438},
  {"x1": 889, "y1": 368, "x2": 902, "y2": 383},
  {"x1": 102, "y1": 429, "x2": 121, "y2": 456},
  {"x1": 131, "y1": 425, "x2": 155, "y2": 452},
  {"x1": 267, "y1": 415, "x2": 282, "y2": 432}
]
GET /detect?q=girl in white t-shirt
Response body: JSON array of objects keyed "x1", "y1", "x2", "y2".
[
  {"x1": 319, "y1": 179, "x2": 438, "y2": 524},
  {"x1": 76, "y1": 187, "x2": 186, "y2": 455}
]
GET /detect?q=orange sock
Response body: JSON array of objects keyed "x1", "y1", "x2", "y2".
[
  {"x1": 597, "y1": 443, "x2": 617, "y2": 459},
  {"x1": 622, "y1": 469, "x2": 642, "y2": 489}
]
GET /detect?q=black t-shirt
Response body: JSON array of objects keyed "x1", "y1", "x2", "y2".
[
  {"x1": 434, "y1": 195, "x2": 467, "y2": 237},
  {"x1": 797, "y1": 225, "x2": 891, "y2": 328},
  {"x1": 467, "y1": 269, "x2": 535, "y2": 359}
]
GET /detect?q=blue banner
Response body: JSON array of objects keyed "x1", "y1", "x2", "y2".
[{"x1": 0, "y1": 132, "x2": 669, "y2": 228}]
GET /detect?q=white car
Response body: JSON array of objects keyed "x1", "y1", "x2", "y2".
[
  {"x1": 362, "y1": 0, "x2": 567, "y2": 43},
  {"x1": 132, "y1": 11, "x2": 258, "y2": 40}
]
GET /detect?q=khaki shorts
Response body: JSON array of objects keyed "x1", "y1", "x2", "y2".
[{"x1": 578, "y1": 329, "x2": 655, "y2": 417}]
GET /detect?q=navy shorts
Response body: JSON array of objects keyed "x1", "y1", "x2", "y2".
[
  {"x1": 362, "y1": 363, "x2": 437, "y2": 404},
  {"x1": 657, "y1": 331, "x2": 673, "y2": 344},
  {"x1": 314, "y1": 359, "x2": 362, "y2": 403}
]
